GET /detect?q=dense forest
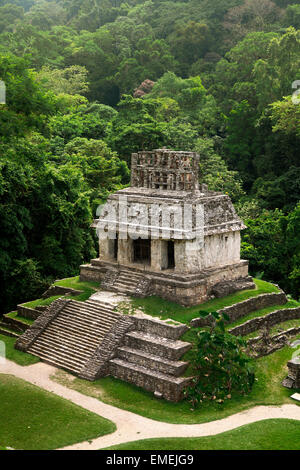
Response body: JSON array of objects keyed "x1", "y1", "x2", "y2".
[{"x1": 0, "y1": 0, "x2": 299, "y2": 313}]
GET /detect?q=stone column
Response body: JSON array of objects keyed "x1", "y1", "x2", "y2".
[
  {"x1": 117, "y1": 238, "x2": 133, "y2": 265},
  {"x1": 151, "y1": 240, "x2": 168, "y2": 271},
  {"x1": 99, "y1": 238, "x2": 115, "y2": 261}
]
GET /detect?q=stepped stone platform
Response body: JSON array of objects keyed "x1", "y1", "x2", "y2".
[
  {"x1": 15, "y1": 296, "x2": 192, "y2": 401},
  {"x1": 80, "y1": 258, "x2": 252, "y2": 306},
  {"x1": 190, "y1": 288, "x2": 287, "y2": 328}
]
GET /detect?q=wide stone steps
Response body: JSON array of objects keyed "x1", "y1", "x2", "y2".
[
  {"x1": 108, "y1": 324, "x2": 192, "y2": 401},
  {"x1": 56, "y1": 314, "x2": 118, "y2": 329},
  {"x1": 124, "y1": 331, "x2": 191, "y2": 361},
  {"x1": 31, "y1": 337, "x2": 93, "y2": 361},
  {"x1": 47, "y1": 318, "x2": 112, "y2": 339},
  {"x1": 28, "y1": 347, "x2": 85, "y2": 373},
  {"x1": 36, "y1": 329, "x2": 100, "y2": 352},
  {"x1": 109, "y1": 358, "x2": 191, "y2": 402},
  {"x1": 63, "y1": 301, "x2": 118, "y2": 317},
  {"x1": 117, "y1": 346, "x2": 189, "y2": 377},
  {"x1": 27, "y1": 299, "x2": 121, "y2": 375}
]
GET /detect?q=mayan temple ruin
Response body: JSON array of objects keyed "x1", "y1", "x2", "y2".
[
  {"x1": 80, "y1": 148, "x2": 253, "y2": 305},
  {"x1": 14, "y1": 148, "x2": 258, "y2": 401}
]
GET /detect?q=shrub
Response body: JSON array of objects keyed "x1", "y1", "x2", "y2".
[{"x1": 186, "y1": 311, "x2": 255, "y2": 407}]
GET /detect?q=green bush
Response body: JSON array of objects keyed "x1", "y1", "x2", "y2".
[{"x1": 186, "y1": 312, "x2": 255, "y2": 407}]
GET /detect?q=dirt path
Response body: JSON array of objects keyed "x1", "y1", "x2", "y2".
[{"x1": 1, "y1": 359, "x2": 299, "y2": 450}]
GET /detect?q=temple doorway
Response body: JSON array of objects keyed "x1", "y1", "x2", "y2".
[
  {"x1": 167, "y1": 241, "x2": 175, "y2": 269},
  {"x1": 133, "y1": 238, "x2": 151, "y2": 265},
  {"x1": 114, "y1": 234, "x2": 118, "y2": 260}
]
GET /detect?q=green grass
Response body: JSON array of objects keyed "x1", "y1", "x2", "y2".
[
  {"x1": 21, "y1": 295, "x2": 62, "y2": 309},
  {"x1": 130, "y1": 279, "x2": 280, "y2": 324},
  {"x1": 55, "y1": 275, "x2": 100, "y2": 301},
  {"x1": 0, "y1": 374, "x2": 115, "y2": 450},
  {"x1": 52, "y1": 340, "x2": 300, "y2": 425},
  {"x1": 54, "y1": 275, "x2": 100, "y2": 291},
  {"x1": 0, "y1": 334, "x2": 39, "y2": 365},
  {"x1": 104, "y1": 419, "x2": 300, "y2": 450},
  {"x1": 20, "y1": 276, "x2": 101, "y2": 309}
]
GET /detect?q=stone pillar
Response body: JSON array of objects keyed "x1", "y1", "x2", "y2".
[
  {"x1": 99, "y1": 238, "x2": 115, "y2": 261},
  {"x1": 151, "y1": 240, "x2": 168, "y2": 271},
  {"x1": 117, "y1": 238, "x2": 133, "y2": 265}
]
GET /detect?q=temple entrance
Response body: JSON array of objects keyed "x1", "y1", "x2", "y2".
[
  {"x1": 113, "y1": 234, "x2": 118, "y2": 260},
  {"x1": 167, "y1": 241, "x2": 175, "y2": 269},
  {"x1": 133, "y1": 238, "x2": 151, "y2": 265}
]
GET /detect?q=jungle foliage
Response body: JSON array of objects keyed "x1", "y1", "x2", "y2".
[{"x1": 0, "y1": 0, "x2": 299, "y2": 312}]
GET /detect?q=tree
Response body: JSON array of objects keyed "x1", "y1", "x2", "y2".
[
  {"x1": 0, "y1": 3, "x2": 24, "y2": 33},
  {"x1": 34, "y1": 65, "x2": 89, "y2": 96},
  {"x1": 223, "y1": 0, "x2": 283, "y2": 44},
  {"x1": 284, "y1": 4, "x2": 300, "y2": 29},
  {"x1": 0, "y1": 53, "x2": 56, "y2": 140},
  {"x1": 252, "y1": 28, "x2": 300, "y2": 111},
  {"x1": 195, "y1": 138, "x2": 245, "y2": 201},
  {"x1": 270, "y1": 96, "x2": 300, "y2": 138},
  {"x1": 241, "y1": 206, "x2": 300, "y2": 297},
  {"x1": 169, "y1": 21, "x2": 210, "y2": 74}
]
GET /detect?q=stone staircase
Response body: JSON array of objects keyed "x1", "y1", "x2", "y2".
[
  {"x1": 15, "y1": 297, "x2": 193, "y2": 401},
  {"x1": 108, "y1": 318, "x2": 192, "y2": 402},
  {"x1": 103, "y1": 268, "x2": 152, "y2": 298},
  {"x1": 26, "y1": 299, "x2": 121, "y2": 375}
]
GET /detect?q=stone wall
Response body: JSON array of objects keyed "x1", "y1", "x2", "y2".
[
  {"x1": 248, "y1": 327, "x2": 300, "y2": 346},
  {"x1": 282, "y1": 357, "x2": 300, "y2": 389},
  {"x1": 210, "y1": 276, "x2": 255, "y2": 298},
  {"x1": 131, "y1": 149, "x2": 200, "y2": 191},
  {"x1": 190, "y1": 290, "x2": 287, "y2": 327},
  {"x1": 17, "y1": 305, "x2": 41, "y2": 320},
  {"x1": 201, "y1": 231, "x2": 241, "y2": 270},
  {"x1": 3, "y1": 316, "x2": 29, "y2": 332},
  {"x1": 133, "y1": 315, "x2": 189, "y2": 340},
  {"x1": 229, "y1": 306, "x2": 300, "y2": 336}
]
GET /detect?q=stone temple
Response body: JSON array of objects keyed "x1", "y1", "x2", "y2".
[
  {"x1": 15, "y1": 148, "x2": 258, "y2": 402},
  {"x1": 80, "y1": 148, "x2": 252, "y2": 306}
]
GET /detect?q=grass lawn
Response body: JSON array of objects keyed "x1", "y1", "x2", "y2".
[
  {"x1": 0, "y1": 334, "x2": 39, "y2": 366},
  {"x1": 104, "y1": 419, "x2": 300, "y2": 450},
  {"x1": 54, "y1": 276, "x2": 100, "y2": 301},
  {"x1": 0, "y1": 374, "x2": 115, "y2": 450},
  {"x1": 21, "y1": 295, "x2": 62, "y2": 309},
  {"x1": 130, "y1": 279, "x2": 280, "y2": 324},
  {"x1": 20, "y1": 276, "x2": 101, "y2": 308},
  {"x1": 52, "y1": 339, "x2": 300, "y2": 425}
]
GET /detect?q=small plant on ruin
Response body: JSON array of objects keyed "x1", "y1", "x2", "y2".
[{"x1": 186, "y1": 311, "x2": 255, "y2": 408}]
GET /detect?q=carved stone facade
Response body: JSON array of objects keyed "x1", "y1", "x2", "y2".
[{"x1": 80, "y1": 148, "x2": 253, "y2": 306}]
